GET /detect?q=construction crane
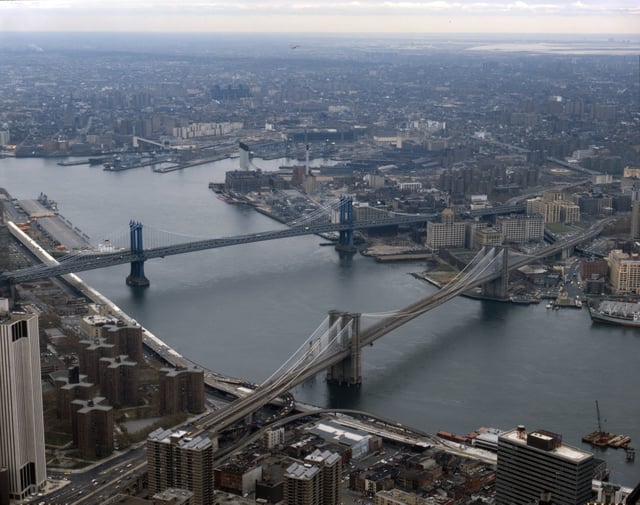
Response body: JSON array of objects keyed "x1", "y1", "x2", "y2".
[{"x1": 596, "y1": 400, "x2": 605, "y2": 434}]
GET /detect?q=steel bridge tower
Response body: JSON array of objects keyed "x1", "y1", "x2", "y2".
[
  {"x1": 326, "y1": 310, "x2": 362, "y2": 386},
  {"x1": 125, "y1": 221, "x2": 150, "y2": 287},
  {"x1": 481, "y1": 245, "x2": 509, "y2": 300},
  {"x1": 335, "y1": 196, "x2": 357, "y2": 254}
]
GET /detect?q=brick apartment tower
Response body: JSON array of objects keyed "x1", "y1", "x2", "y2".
[
  {"x1": 98, "y1": 355, "x2": 139, "y2": 407},
  {"x1": 53, "y1": 367, "x2": 97, "y2": 421},
  {"x1": 71, "y1": 397, "x2": 114, "y2": 459},
  {"x1": 159, "y1": 366, "x2": 205, "y2": 415}
]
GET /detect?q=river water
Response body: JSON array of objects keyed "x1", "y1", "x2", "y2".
[{"x1": 1, "y1": 156, "x2": 638, "y2": 486}]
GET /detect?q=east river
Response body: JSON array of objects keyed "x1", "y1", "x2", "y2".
[{"x1": 1, "y1": 156, "x2": 638, "y2": 486}]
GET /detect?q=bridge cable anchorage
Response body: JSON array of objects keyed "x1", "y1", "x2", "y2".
[{"x1": 286, "y1": 199, "x2": 341, "y2": 227}]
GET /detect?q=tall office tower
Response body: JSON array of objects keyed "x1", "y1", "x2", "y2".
[
  {"x1": 147, "y1": 428, "x2": 215, "y2": 505},
  {"x1": 284, "y1": 462, "x2": 322, "y2": 505},
  {"x1": 0, "y1": 305, "x2": 46, "y2": 500},
  {"x1": 304, "y1": 449, "x2": 342, "y2": 505},
  {"x1": 496, "y1": 426, "x2": 593, "y2": 505}
]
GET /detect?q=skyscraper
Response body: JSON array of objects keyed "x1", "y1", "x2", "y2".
[
  {"x1": 0, "y1": 303, "x2": 46, "y2": 500},
  {"x1": 496, "y1": 426, "x2": 593, "y2": 505}
]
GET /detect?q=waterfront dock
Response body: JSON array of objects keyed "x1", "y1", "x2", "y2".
[{"x1": 15, "y1": 198, "x2": 92, "y2": 251}]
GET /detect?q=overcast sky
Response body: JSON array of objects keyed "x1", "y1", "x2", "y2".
[{"x1": 1, "y1": 0, "x2": 638, "y2": 34}]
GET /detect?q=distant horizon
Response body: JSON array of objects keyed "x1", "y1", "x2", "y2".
[
  {"x1": 1, "y1": 0, "x2": 638, "y2": 35},
  {"x1": 2, "y1": 31, "x2": 640, "y2": 37}
]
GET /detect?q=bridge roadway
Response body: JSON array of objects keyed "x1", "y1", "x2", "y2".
[
  {"x1": 194, "y1": 219, "x2": 609, "y2": 434},
  {"x1": 2, "y1": 215, "x2": 432, "y2": 284}
]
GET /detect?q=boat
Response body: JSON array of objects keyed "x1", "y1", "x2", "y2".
[
  {"x1": 587, "y1": 298, "x2": 640, "y2": 327},
  {"x1": 582, "y1": 401, "x2": 632, "y2": 450}
]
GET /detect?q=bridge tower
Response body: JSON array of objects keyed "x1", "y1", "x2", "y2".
[
  {"x1": 481, "y1": 246, "x2": 509, "y2": 300},
  {"x1": 125, "y1": 221, "x2": 150, "y2": 287},
  {"x1": 335, "y1": 196, "x2": 357, "y2": 254},
  {"x1": 239, "y1": 142, "x2": 250, "y2": 170},
  {"x1": 326, "y1": 310, "x2": 361, "y2": 386}
]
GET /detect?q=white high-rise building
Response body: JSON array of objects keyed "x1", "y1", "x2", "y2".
[
  {"x1": 496, "y1": 426, "x2": 593, "y2": 505},
  {"x1": 0, "y1": 304, "x2": 46, "y2": 500}
]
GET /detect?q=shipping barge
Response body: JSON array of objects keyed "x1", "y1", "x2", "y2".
[{"x1": 582, "y1": 431, "x2": 632, "y2": 449}]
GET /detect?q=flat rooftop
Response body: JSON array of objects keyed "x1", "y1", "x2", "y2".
[{"x1": 501, "y1": 428, "x2": 592, "y2": 463}]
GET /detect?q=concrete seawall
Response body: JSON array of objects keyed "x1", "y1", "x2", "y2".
[{"x1": 8, "y1": 220, "x2": 185, "y2": 364}]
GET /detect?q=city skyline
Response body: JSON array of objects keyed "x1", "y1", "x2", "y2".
[{"x1": 1, "y1": 0, "x2": 639, "y2": 35}]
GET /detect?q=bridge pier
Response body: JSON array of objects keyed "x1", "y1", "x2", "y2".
[
  {"x1": 481, "y1": 246, "x2": 509, "y2": 300},
  {"x1": 125, "y1": 221, "x2": 150, "y2": 287},
  {"x1": 326, "y1": 310, "x2": 361, "y2": 387},
  {"x1": 335, "y1": 196, "x2": 357, "y2": 254}
]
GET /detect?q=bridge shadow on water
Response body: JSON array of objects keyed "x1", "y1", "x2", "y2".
[
  {"x1": 127, "y1": 285, "x2": 148, "y2": 303},
  {"x1": 358, "y1": 299, "x2": 512, "y2": 390},
  {"x1": 326, "y1": 381, "x2": 362, "y2": 408}
]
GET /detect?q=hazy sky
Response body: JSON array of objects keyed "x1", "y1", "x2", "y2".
[{"x1": 1, "y1": 0, "x2": 638, "y2": 34}]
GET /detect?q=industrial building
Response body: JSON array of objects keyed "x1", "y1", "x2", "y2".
[
  {"x1": 426, "y1": 208, "x2": 466, "y2": 251},
  {"x1": 497, "y1": 214, "x2": 544, "y2": 244}
]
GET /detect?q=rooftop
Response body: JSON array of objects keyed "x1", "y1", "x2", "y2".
[
  {"x1": 501, "y1": 428, "x2": 592, "y2": 463},
  {"x1": 285, "y1": 462, "x2": 320, "y2": 480}
]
